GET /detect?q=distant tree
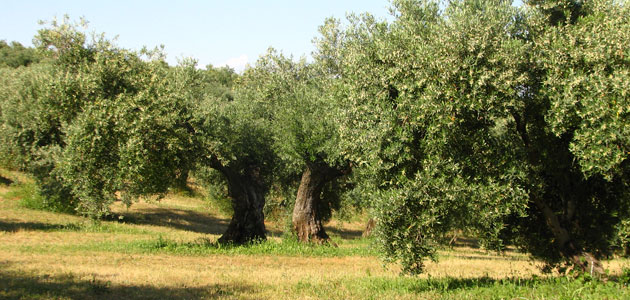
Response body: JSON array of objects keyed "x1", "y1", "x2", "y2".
[
  {"x1": 0, "y1": 40, "x2": 41, "y2": 68},
  {"x1": 238, "y1": 46, "x2": 351, "y2": 244},
  {"x1": 193, "y1": 65, "x2": 277, "y2": 243},
  {"x1": 0, "y1": 17, "x2": 198, "y2": 217},
  {"x1": 339, "y1": 0, "x2": 630, "y2": 276}
]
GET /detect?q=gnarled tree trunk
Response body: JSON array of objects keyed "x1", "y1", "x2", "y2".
[
  {"x1": 512, "y1": 110, "x2": 604, "y2": 276},
  {"x1": 533, "y1": 197, "x2": 604, "y2": 276},
  {"x1": 292, "y1": 162, "x2": 347, "y2": 244},
  {"x1": 211, "y1": 157, "x2": 267, "y2": 244}
]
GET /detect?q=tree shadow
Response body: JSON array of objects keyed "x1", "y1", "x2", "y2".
[
  {"x1": 112, "y1": 208, "x2": 230, "y2": 236},
  {"x1": 112, "y1": 208, "x2": 282, "y2": 237},
  {"x1": 0, "y1": 219, "x2": 82, "y2": 232},
  {"x1": 405, "y1": 276, "x2": 541, "y2": 293},
  {"x1": 0, "y1": 263, "x2": 255, "y2": 300},
  {"x1": 0, "y1": 175, "x2": 13, "y2": 186},
  {"x1": 324, "y1": 226, "x2": 364, "y2": 240}
]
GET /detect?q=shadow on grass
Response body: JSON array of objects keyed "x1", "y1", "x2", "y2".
[
  {"x1": 0, "y1": 219, "x2": 82, "y2": 232},
  {"x1": 114, "y1": 207, "x2": 283, "y2": 237},
  {"x1": 325, "y1": 226, "x2": 364, "y2": 240},
  {"x1": 334, "y1": 275, "x2": 564, "y2": 295},
  {"x1": 407, "y1": 276, "x2": 534, "y2": 292},
  {"x1": 0, "y1": 264, "x2": 254, "y2": 300},
  {"x1": 0, "y1": 175, "x2": 13, "y2": 186},
  {"x1": 112, "y1": 208, "x2": 230, "y2": 235}
]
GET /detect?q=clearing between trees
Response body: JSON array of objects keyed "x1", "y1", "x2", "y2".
[{"x1": 1, "y1": 169, "x2": 628, "y2": 299}]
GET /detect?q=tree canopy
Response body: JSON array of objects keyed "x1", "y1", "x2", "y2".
[{"x1": 338, "y1": 0, "x2": 630, "y2": 275}]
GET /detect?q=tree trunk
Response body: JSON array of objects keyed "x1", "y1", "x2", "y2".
[
  {"x1": 512, "y1": 111, "x2": 604, "y2": 276},
  {"x1": 533, "y1": 197, "x2": 604, "y2": 276},
  {"x1": 173, "y1": 168, "x2": 189, "y2": 190},
  {"x1": 292, "y1": 163, "x2": 345, "y2": 244},
  {"x1": 211, "y1": 157, "x2": 266, "y2": 244},
  {"x1": 362, "y1": 218, "x2": 376, "y2": 238}
]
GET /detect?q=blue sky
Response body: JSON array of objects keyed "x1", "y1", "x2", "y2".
[
  {"x1": 1, "y1": 1, "x2": 395, "y2": 71},
  {"x1": 1, "y1": 1, "x2": 524, "y2": 72}
]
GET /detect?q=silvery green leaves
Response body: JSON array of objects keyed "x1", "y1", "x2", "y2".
[
  {"x1": 341, "y1": 0, "x2": 630, "y2": 275},
  {"x1": 340, "y1": 0, "x2": 530, "y2": 274},
  {"x1": 538, "y1": 1, "x2": 630, "y2": 179}
]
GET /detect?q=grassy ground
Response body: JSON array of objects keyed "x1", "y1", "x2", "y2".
[{"x1": 1, "y1": 169, "x2": 629, "y2": 299}]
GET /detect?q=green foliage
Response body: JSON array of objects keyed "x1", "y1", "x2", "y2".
[
  {"x1": 619, "y1": 267, "x2": 630, "y2": 286},
  {"x1": 0, "y1": 64, "x2": 51, "y2": 170},
  {"x1": 0, "y1": 40, "x2": 41, "y2": 68},
  {"x1": 537, "y1": 0, "x2": 630, "y2": 179},
  {"x1": 616, "y1": 219, "x2": 630, "y2": 256},
  {"x1": 193, "y1": 166, "x2": 234, "y2": 216},
  {"x1": 339, "y1": 0, "x2": 630, "y2": 275},
  {"x1": 0, "y1": 17, "x2": 201, "y2": 218},
  {"x1": 194, "y1": 63, "x2": 277, "y2": 187},
  {"x1": 4, "y1": 177, "x2": 72, "y2": 213}
]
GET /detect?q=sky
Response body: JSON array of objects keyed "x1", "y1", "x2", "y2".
[{"x1": 0, "y1": 0, "x2": 396, "y2": 72}]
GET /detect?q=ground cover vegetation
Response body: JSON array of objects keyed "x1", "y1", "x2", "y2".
[{"x1": 1, "y1": 0, "x2": 630, "y2": 298}]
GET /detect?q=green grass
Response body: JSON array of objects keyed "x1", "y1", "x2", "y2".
[
  {"x1": 133, "y1": 235, "x2": 379, "y2": 257},
  {"x1": 290, "y1": 275, "x2": 630, "y2": 300},
  {"x1": 2, "y1": 266, "x2": 628, "y2": 300},
  {"x1": 4, "y1": 234, "x2": 379, "y2": 258}
]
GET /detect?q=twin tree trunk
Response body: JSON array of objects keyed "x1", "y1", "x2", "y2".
[
  {"x1": 211, "y1": 157, "x2": 266, "y2": 244},
  {"x1": 292, "y1": 162, "x2": 347, "y2": 244}
]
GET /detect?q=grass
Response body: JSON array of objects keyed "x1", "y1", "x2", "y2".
[{"x1": 1, "y1": 169, "x2": 630, "y2": 299}]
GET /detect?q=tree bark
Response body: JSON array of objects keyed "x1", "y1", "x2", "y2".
[
  {"x1": 292, "y1": 162, "x2": 347, "y2": 244},
  {"x1": 211, "y1": 157, "x2": 266, "y2": 244},
  {"x1": 532, "y1": 196, "x2": 604, "y2": 276}
]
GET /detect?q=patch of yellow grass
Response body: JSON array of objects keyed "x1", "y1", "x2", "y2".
[{"x1": 0, "y1": 248, "x2": 550, "y2": 299}]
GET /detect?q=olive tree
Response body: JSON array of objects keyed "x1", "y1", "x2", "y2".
[
  {"x1": 0, "y1": 17, "x2": 199, "y2": 217},
  {"x1": 193, "y1": 65, "x2": 277, "y2": 243},
  {"x1": 340, "y1": 0, "x2": 630, "y2": 275},
  {"x1": 57, "y1": 57, "x2": 201, "y2": 217},
  {"x1": 238, "y1": 46, "x2": 352, "y2": 244}
]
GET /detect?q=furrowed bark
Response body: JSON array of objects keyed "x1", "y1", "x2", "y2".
[
  {"x1": 211, "y1": 156, "x2": 266, "y2": 244},
  {"x1": 292, "y1": 162, "x2": 348, "y2": 244}
]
